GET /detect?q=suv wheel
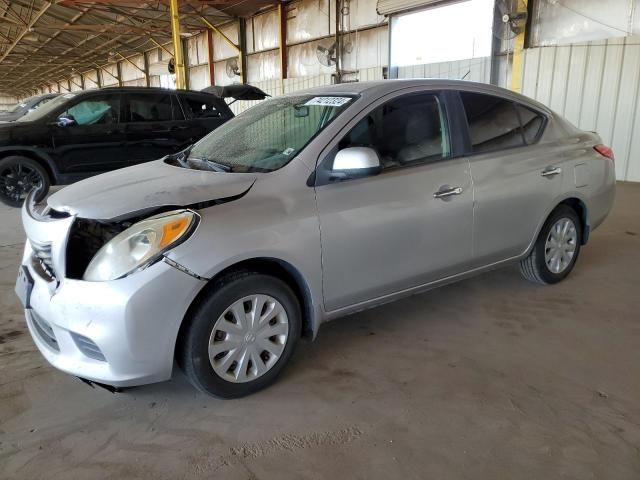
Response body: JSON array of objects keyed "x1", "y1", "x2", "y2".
[
  {"x1": 178, "y1": 271, "x2": 301, "y2": 398},
  {"x1": 0, "y1": 156, "x2": 50, "y2": 207},
  {"x1": 520, "y1": 205, "x2": 582, "y2": 285}
]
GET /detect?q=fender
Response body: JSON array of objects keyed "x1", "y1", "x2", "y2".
[
  {"x1": 0, "y1": 145, "x2": 61, "y2": 183},
  {"x1": 523, "y1": 191, "x2": 590, "y2": 258}
]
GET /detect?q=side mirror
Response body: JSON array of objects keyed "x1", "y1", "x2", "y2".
[
  {"x1": 56, "y1": 116, "x2": 76, "y2": 127},
  {"x1": 331, "y1": 147, "x2": 382, "y2": 180}
]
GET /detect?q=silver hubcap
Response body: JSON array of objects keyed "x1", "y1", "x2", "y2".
[
  {"x1": 545, "y1": 217, "x2": 577, "y2": 274},
  {"x1": 208, "y1": 294, "x2": 288, "y2": 383}
]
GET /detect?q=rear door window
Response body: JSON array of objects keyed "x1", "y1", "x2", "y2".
[
  {"x1": 127, "y1": 94, "x2": 175, "y2": 122},
  {"x1": 460, "y1": 92, "x2": 525, "y2": 153}
]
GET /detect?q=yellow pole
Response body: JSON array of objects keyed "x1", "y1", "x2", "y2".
[
  {"x1": 169, "y1": 0, "x2": 186, "y2": 89},
  {"x1": 510, "y1": 0, "x2": 528, "y2": 93}
]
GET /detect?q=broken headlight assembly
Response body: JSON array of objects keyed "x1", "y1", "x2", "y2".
[{"x1": 83, "y1": 210, "x2": 197, "y2": 282}]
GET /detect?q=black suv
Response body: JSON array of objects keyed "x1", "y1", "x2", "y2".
[{"x1": 0, "y1": 87, "x2": 234, "y2": 206}]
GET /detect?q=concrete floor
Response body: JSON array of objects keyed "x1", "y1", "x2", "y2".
[{"x1": 1, "y1": 183, "x2": 639, "y2": 480}]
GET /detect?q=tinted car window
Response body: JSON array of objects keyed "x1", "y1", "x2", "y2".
[
  {"x1": 182, "y1": 95, "x2": 221, "y2": 118},
  {"x1": 515, "y1": 103, "x2": 545, "y2": 144},
  {"x1": 339, "y1": 92, "x2": 449, "y2": 169},
  {"x1": 128, "y1": 94, "x2": 173, "y2": 122},
  {"x1": 62, "y1": 95, "x2": 120, "y2": 126},
  {"x1": 460, "y1": 92, "x2": 525, "y2": 153}
]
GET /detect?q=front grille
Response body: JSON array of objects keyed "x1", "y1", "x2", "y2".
[
  {"x1": 30, "y1": 239, "x2": 56, "y2": 281},
  {"x1": 71, "y1": 333, "x2": 106, "y2": 362},
  {"x1": 29, "y1": 310, "x2": 59, "y2": 352}
]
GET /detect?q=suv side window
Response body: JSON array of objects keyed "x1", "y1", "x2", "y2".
[
  {"x1": 182, "y1": 95, "x2": 222, "y2": 119},
  {"x1": 127, "y1": 94, "x2": 174, "y2": 122},
  {"x1": 61, "y1": 94, "x2": 120, "y2": 126},
  {"x1": 460, "y1": 91, "x2": 525, "y2": 153},
  {"x1": 514, "y1": 103, "x2": 545, "y2": 144},
  {"x1": 339, "y1": 92, "x2": 449, "y2": 169}
]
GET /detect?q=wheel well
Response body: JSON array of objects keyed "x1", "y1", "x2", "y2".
[
  {"x1": 0, "y1": 150, "x2": 55, "y2": 184},
  {"x1": 558, "y1": 198, "x2": 589, "y2": 244},
  {"x1": 176, "y1": 258, "x2": 315, "y2": 359}
]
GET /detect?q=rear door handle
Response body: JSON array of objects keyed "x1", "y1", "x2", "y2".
[
  {"x1": 433, "y1": 186, "x2": 463, "y2": 199},
  {"x1": 541, "y1": 166, "x2": 562, "y2": 178}
]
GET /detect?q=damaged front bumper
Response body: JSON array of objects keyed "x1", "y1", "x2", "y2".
[{"x1": 17, "y1": 197, "x2": 206, "y2": 387}]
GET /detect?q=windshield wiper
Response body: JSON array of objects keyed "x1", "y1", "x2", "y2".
[{"x1": 189, "y1": 157, "x2": 232, "y2": 172}]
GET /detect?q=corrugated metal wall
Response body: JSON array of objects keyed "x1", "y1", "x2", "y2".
[
  {"x1": 0, "y1": 94, "x2": 17, "y2": 111},
  {"x1": 522, "y1": 36, "x2": 640, "y2": 182}
]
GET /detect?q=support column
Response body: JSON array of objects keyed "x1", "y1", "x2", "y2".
[
  {"x1": 169, "y1": 0, "x2": 186, "y2": 89},
  {"x1": 96, "y1": 68, "x2": 102, "y2": 88},
  {"x1": 116, "y1": 61, "x2": 123, "y2": 87},
  {"x1": 143, "y1": 52, "x2": 151, "y2": 87},
  {"x1": 207, "y1": 29, "x2": 215, "y2": 86},
  {"x1": 278, "y1": 2, "x2": 287, "y2": 80},
  {"x1": 510, "y1": 0, "x2": 528, "y2": 93},
  {"x1": 238, "y1": 18, "x2": 247, "y2": 84}
]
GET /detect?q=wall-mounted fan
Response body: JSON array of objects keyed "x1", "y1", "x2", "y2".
[
  {"x1": 225, "y1": 57, "x2": 241, "y2": 78},
  {"x1": 316, "y1": 42, "x2": 337, "y2": 67},
  {"x1": 493, "y1": 0, "x2": 528, "y2": 41}
]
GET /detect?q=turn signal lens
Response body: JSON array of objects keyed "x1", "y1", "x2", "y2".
[{"x1": 160, "y1": 217, "x2": 190, "y2": 247}]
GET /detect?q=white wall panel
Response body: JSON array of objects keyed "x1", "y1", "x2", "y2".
[
  {"x1": 522, "y1": 36, "x2": 640, "y2": 181},
  {"x1": 247, "y1": 50, "x2": 281, "y2": 83},
  {"x1": 188, "y1": 64, "x2": 210, "y2": 90},
  {"x1": 397, "y1": 56, "x2": 491, "y2": 83},
  {"x1": 213, "y1": 22, "x2": 239, "y2": 61},
  {"x1": 287, "y1": 0, "x2": 333, "y2": 43}
]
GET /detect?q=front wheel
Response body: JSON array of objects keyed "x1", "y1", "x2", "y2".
[
  {"x1": 520, "y1": 205, "x2": 582, "y2": 285},
  {"x1": 0, "y1": 156, "x2": 50, "y2": 207},
  {"x1": 178, "y1": 271, "x2": 301, "y2": 398}
]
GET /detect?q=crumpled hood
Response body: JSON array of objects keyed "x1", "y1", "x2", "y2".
[{"x1": 47, "y1": 159, "x2": 257, "y2": 220}]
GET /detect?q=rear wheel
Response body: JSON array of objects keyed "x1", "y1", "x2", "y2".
[
  {"x1": 178, "y1": 271, "x2": 301, "y2": 398},
  {"x1": 520, "y1": 205, "x2": 582, "y2": 285},
  {"x1": 0, "y1": 156, "x2": 50, "y2": 207}
]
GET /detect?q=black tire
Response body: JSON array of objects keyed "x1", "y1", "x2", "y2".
[
  {"x1": 520, "y1": 205, "x2": 582, "y2": 285},
  {"x1": 178, "y1": 271, "x2": 301, "y2": 398},
  {"x1": 0, "y1": 156, "x2": 50, "y2": 207}
]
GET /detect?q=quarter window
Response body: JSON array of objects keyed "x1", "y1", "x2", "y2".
[
  {"x1": 515, "y1": 103, "x2": 545, "y2": 144},
  {"x1": 182, "y1": 96, "x2": 221, "y2": 118},
  {"x1": 460, "y1": 92, "x2": 525, "y2": 153},
  {"x1": 339, "y1": 92, "x2": 449, "y2": 169}
]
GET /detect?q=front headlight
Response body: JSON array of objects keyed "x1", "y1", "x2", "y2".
[{"x1": 83, "y1": 210, "x2": 197, "y2": 282}]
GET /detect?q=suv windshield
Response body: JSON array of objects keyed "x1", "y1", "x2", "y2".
[
  {"x1": 185, "y1": 94, "x2": 355, "y2": 173},
  {"x1": 17, "y1": 94, "x2": 75, "y2": 123}
]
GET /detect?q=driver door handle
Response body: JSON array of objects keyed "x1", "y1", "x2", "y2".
[{"x1": 433, "y1": 186, "x2": 463, "y2": 199}]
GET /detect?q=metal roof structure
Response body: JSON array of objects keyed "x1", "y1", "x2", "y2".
[{"x1": 0, "y1": 1, "x2": 277, "y2": 96}]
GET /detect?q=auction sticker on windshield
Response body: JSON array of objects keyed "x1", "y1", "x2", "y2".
[{"x1": 304, "y1": 96, "x2": 351, "y2": 107}]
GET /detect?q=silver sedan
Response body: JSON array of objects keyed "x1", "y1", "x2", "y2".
[{"x1": 16, "y1": 80, "x2": 616, "y2": 398}]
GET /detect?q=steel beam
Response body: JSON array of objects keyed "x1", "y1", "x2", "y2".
[
  {"x1": 510, "y1": 0, "x2": 528, "y2": 93},
  {"x1": 169, "y1": 0, "x2": 186, "y2": 89}
]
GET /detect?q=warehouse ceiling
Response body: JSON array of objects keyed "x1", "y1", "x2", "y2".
[{"x1": 0, "y1": 0, "x2": 277, "y2": 96}]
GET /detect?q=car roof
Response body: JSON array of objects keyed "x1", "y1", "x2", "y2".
[
  {"x1": 292, "y1": 79, "x2": 551, "y2": 113},
  {"x1": 96, "y1": 86, "x2": 210, "y2": 95}
]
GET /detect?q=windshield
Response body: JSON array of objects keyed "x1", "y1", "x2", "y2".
[
  {"x1": 185, "y1": 94, "x2": 355, "y2": 173},
  {"x1": 17, "y1": 94, "x2": 75, "y2": 123}
]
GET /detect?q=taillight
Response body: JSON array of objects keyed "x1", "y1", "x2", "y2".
[{"x1": 594, "y1": 144, "x2": 615, "y2": 161}]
